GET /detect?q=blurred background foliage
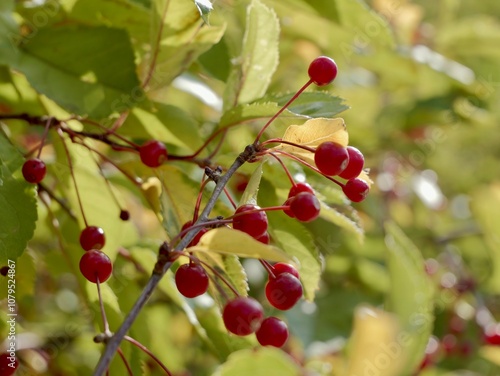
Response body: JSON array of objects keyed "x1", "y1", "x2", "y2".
[{"x1": 1, "y1": 0, "x2": 500, "y2": 375}]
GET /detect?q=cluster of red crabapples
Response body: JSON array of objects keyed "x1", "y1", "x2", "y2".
[{"x1": 18, "y1": 56, "x2": 370, "y2": 347}]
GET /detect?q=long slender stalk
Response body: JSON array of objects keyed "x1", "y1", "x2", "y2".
[{"x1": 92, "y1": 145, "x2": 254, "y2": 375}]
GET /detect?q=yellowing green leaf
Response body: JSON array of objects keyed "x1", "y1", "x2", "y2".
[
  {"x1": 346, "y1": 306, "x2": 406, "y2": 376},
  {"x1": 385, "y1": 221, "x2": 434, "y2": 374},
  {"x1": 212, "y1": 347, "x2": 301, "y2": 376},
  {"x1": 273, "y1": 118, "x2": 348, "y2": 166},
  {"x1": 319, "y1": 202, "x2": 364, "y2": 243},
  {"x1": 239, "y1": 161, "x2": 264, "y2": 206},
  {"x1": 188, "y1": 227, "x2": 291, "y2": 263}
]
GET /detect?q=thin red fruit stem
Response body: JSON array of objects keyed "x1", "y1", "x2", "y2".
[
  {"x1": 36, "y1": 117, "x2": 52, "y2": 158},
  {"x1": 91, "y1": 152, "x2": 124, "y2": 211},
  {"x1": 76, "y1": 139, "x2": 143, "y2": 187},
  {"x1": 207, "y1": 272, "x2": 230, "y2": 301},
  {"x1": 223, "y1": 187, "x2": 237, "y2": 209},
  {"x1": 196, "y1": 257, "x2": 241, "y2": 297},
  {"x1": 189, "y1": 128, "x2": 229, "y2": 159},
  {"x1": 268, "y1": 152, "x2": 296, "y2": 186},
  {"x1": 259, "y1": 259, "x2": 276, "y2": 278},
  {"x1": 117, "y1": 347, "x2": 133, "y2": 376},
  {"x1": 260, "y1": 138, "x2": 316, "y2": 153},
  {"x1": 253, "y1": 79, "x2": 313, "y2": 143},
  {"x1": 124, "y1": 336, "x2": 173, "y2": 376},
  {"x1": 193, "y1": 177, "x2": 210, "y2": 223},
  {"x1": 73, "y1": 117, "x2": 139, "y2": 148},
  {"x1": 57, "y1": 130, "x2": 89, "y2": 227},
  {"x1": 107, "y1": 110, "x2": 129, "y2": 136},
  {"x1": 205, "y1": 128, "x2": 228, "y2": 160},
  {"x1": 96, "y1": 278, "x2": 111, "y2": 335},
  {"x1": 274, "y1": 150, "x2": 344, "y2": 187}
]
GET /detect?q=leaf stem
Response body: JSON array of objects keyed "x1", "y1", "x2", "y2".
[{"x1": 253, "y1": 79, "x2": 312, "y2": 143}]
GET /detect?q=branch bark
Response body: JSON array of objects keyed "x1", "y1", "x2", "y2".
[{"x1": 92, "y1": 145, "x2": 256, "y2": 375}]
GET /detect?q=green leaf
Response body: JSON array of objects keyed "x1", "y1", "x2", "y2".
[
  {"x1": 0, "y1": 0, "x2": 18, "y2": 66},
  {"x1": 190, "y1": 227, "x2": 291, "y2": 263},
  {"x1": 68, "y1": 0, "x2": 150, "y2": 47},
  {"x1": 212, "y1": 347, "x2": 301, "y2": 376},
  {"x1": 239, "y1": 161, "x2": 264, "y2": 206},
  {"x1": 13, "y1": 25, "x2": 141, "y2": 118},
  {"x1": 261, "y1": 91, "x2": 349, "y2": 118},
  {"x1": 219, "y1": 102, "x2": 308, "y2": 131},
  {"x1": 318, "y1": 202, "x2": 364, "y2": 243},
  {"x1": 0, "y1": 135, "x2": 37, "y2": 264},
  {"x1": 0, "y1": 250, "x2": 36, "y2": 300},
  {"x1": 223, "y1": 0, "x2": 280, "y2": 108},
  {"x1": 157, "y1": 165, "x2": 202, "y2": 239},
  {"x1": 259, "y1": 178, "x2": 322, "y2": 300},
  {"x1": 121, "y1": 103, "x2": 203, "y2": 152},
  {"x1": 471, "y1": 183, "x2": 500, "y2": 293},
  {"x1": 146, "y1": 0, "x2": 225, "y2": 91},
  {"x1": 197, "y1": 252, "x2": 249, "y2": 298},
  {"x1": 385, "y1": 221, "x2": 434, "y2": 374}
]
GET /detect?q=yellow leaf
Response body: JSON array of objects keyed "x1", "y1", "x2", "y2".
[
  {"x1": 188, "y1": 227, "x2": 292, "y2": 263},
  {"x1": 346, "y1": 306, "x2": 408, "y2": 376}
]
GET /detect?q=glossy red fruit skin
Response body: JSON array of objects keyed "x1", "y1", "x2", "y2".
[
  {"x1": 223, "y1": 297, "x2": 264, "y2": 336},
  {"x1": 290, "y1": 192, "x2": 321, "y2": 222},
  {"x1": 288, "y1": 182, "x2": 314, "y2": 198},
  {"x1": 256, "y1": 317, "x2": 289, "y2": 347},
  {"x1": 342, "y1": 178, "x2": 370, "y2": 202},
  {"x1": 79, "y1": 226, "x2": 106, "y2": 251},
  {"x1": 232, "y1": 204, "x2": 268, "y2": 239},
  {"x1": 0, "y1": 352, "x2": 18, "y2": 376},
  {"x1": 79, "y1": 250, "x2": 112, "y2": 283},
  {"x1": 273, "y1": 263, "x2": 299, "y2": 279},
  {"x1": 283, "y1": 197, "x2": 295, "y2": 218},
  {"x1": 265, "y1": 272, "x2": 303, "y2": 311},
  {"x1": 339, "y1": 146, "x2": 365, "y2": 180},
  {"x1": 256, "y1": 232, "x2": 270, "y2": 245},
  {"x1": 175, "y1": 263, "x2": 209, "y2": 298},
  {"x1": 308, "y1": 56, "x2": 338, "y2": 86},
  {"x1": 181, "y1": 221, "x2": 209, "y2": 247},
  {"x1": 314, "y1": 142, "x2": 349, "y2": 176},
  {"x1": 22, "y1": 158, "x2": 46, "y2": 183},
  {"x1": 139, "y1": 140, "x2": 168, "y2": 167}
]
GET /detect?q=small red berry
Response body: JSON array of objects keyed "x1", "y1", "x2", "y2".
[
  {"x1": 342, "y1": 178, "x2": 370, "y2": 202},
  {"x1": 288, "y1": 182, "x2": 314, "y2": 198},
  {"x1": 223, "y1": 297, "x2": 264, "y2": 336},
  {"x1": 22, "y1": 158, "x2": 46, "y2": 183},
  {"x1": 308, "y1": 56, "x2": 338, "y2": 86},
  {"x1": 79, "y1": 226, "x2": 106, "y2": 251},
  {"x1": 0, "y1": 352, "x2": 18, "y2": 376},
  {"x1": 79, "y1": 250, "x2": 113, "y2": 283},
  {"x1": 139, "y1": 140, "x2": 168, "y2": 167},
  {"x1": 272, "y1": 263, "x2": 299, "y2": 279},
  {"x1": 484, "y1": 323, "x2": 500, "y2": 345},
  {"x1": 265, "y1": 272, "x2": 303, "y2": 311},
  {"x1": 290, "y1": 192, "x2": 321, "y2": 222},
  {"x1": 256, "y1": 317, "x2": 289, "y2": 347},
  {"x1": 314, "y1": 142, "x2": 349, "y2": 176},
  {"x1": 256, "y1": 232, "x2": 270, "y2": 245},
  {"x1": 232, "y1": 204, "x2": 268, "y2": 239},
  {"x1": 282, "y1": 198, "x2": 295, "y2": 218},
  {"x1": 338, "y1": 146, "x2": 365, "y2": 180},
  {"x1": 175, "y1": 263, "x2": 209, "y2": 298},
  {"x1": 181, "y1": 221, "x2": 209, "y2": 247}
]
